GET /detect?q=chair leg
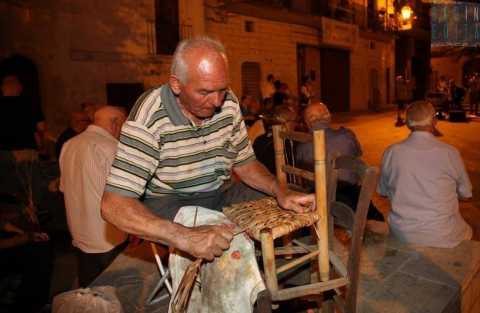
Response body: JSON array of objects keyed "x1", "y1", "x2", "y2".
[
  {"x1": 260, "y1": 229, "x2": 278, "y2": 294},
  {"x1": 254, "y1": 289, "x2": 272, "y2": 313},
  {"x1": 321, "y1": 299, "x2": 335, "y2": 313}
]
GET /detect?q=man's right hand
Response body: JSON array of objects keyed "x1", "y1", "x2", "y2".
[{"x1": 179, "y1": 224, "x2": 234, "y2": 261}]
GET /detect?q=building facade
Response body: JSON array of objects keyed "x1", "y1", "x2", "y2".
[{"x1": 1, "y1": 0, "x2": 397, "y2": 134}]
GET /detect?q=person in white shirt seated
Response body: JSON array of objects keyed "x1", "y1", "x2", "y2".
[
  {"x1": 60, "y1": 106, "x2": 128, "y2": 287},
  {"x1": 378, "y1": 100, "x2": 473, "y2": 248}
]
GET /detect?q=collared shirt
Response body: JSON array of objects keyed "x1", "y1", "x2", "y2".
[
  {"x1": 105, "y1": 84, "x2": 255, "y2": 198},
  {"x1": 296, "y1": 126, "x2": 362, "y2": 185},
  {"x1": 378, "y1": 131, "x2": 472, "y2": 248},
  {"x1": 60, "y1": 125, "x2": 127, "y2": 253}
]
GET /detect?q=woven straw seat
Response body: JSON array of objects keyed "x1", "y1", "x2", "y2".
[{"x1": 223, "y1": 197, "x2": 319, "y2": 241}]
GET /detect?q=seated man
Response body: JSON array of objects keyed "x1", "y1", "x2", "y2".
[
  {"x1": 60, "y1": 106, "x2": 128, "y2": 287},
  {"x1": 296, "y1": 102, "x2": 384, "y2": 221},
  {"x1": 378, "y1": 101, "x2": 472, "y2": 248},
  {"x1": 101, "y1": 37, "x2": 314, "y2": 312}
]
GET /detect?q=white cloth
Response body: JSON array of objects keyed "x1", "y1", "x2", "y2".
[
  {"x1": 60, "y1": 125, "x2": 127, "y2": 253},
  {"x1": 378, "y1": 131, "x2": 472, "y2": 248},
  {"x1": 169, "y1": 206, "x2": 265, "y2": 313}
]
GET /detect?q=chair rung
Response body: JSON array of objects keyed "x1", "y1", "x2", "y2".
[
  {"x1": 274, "y1": 245, "x2": 315, "y2": 255},
  {"x1": 282, "y1": 165, "x2": 315, "y2": 181},
  {"x1": 276, "y1": 250, "x2": 320, "y2": 274},
  {"x1": 273, "y1": 277, "x2": 349, "y2": 301},
  {"x1": 280, "y1": 130, "x2": 312, "y2": 143}
]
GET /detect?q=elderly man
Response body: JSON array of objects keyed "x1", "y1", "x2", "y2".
[
  {"x1": 297, "y1": 102, "x2": 384, "y2": 221},
  {"x1": 378, "y1": 101, "x2": 472, "y2": 248},
  {"x1": 101, "y1": 37, "x2": 314, "y2": 311},
  {"x1": 60, "y1": 106, "x2": 128, "y2": 287}
]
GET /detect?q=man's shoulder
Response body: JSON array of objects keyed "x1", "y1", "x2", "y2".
[
  {"x1": 127, "y1": 86, "x2": 165, "y2": 123},
  {"x1": 334, "y1": 126, "x2": 357, "y2": 138}
]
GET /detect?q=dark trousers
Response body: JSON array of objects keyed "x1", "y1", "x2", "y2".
[
  {"x1": 76, "y1": 240, "x2": 128, "y2": 287},
  {"x1": 143, "y1": 181, "x2": 267, "y2": 221},
  {"x1": 336, "y1": 181, "x2": 384, "y2": 221}
]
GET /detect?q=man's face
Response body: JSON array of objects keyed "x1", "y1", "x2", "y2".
[
  {"x1": 1, "y1": 75, "x2": 23, "y2": 96},
  {"x1": 71, "y1": 112, "x2": 91, "y2": 133},
  {"x1": 174, "y1": 55, "x2": 229, "y2": 120}
]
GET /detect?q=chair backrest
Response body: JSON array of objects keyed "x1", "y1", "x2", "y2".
[
  {"x1": 331, "y1": 155, "x2": 378, "y2": 313},
  {"x1": 272, "y1": 124, "x2": 332, "y2": 282},
  {"x1": 271, "y1": 125, "x2": 335, "y2": 200}
]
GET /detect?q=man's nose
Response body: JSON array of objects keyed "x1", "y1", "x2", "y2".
[{"x1": 208, "y1": 92, "x2": 224, "y2": 108}]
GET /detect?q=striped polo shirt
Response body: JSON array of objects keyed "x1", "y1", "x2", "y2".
[{"x1": 105, "y1": 84, "x2": 255, "y2": 198}]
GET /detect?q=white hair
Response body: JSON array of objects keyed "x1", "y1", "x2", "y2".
[
  {"x1": 171, "y1": 36, "x2": 227, "y2": 83},
  {"x1": 406, "y1": 101, "x2": 436, "y2": 128}
]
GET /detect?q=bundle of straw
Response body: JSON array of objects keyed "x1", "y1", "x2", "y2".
[{"x1": 170, "y1": 258, "x2": 202, "y2": 313}]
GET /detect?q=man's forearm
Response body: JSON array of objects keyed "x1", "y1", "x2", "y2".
[
  {"x1": 233, "y1": 160, "x2": 282, "y2": 197},
  {"x1": 101, "y1": 192, "x2": 188, "y2": 249}
]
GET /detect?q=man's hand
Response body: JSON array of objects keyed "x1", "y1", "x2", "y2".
[
  {"x1": 276, "y1": 187, "x2": 315, "y2": 213},
  {"x1": 179, "y1": 224, "x2": 234, "y2": 261}
]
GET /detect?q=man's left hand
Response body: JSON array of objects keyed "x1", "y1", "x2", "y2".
[{"x1": 276, "y1": 187, "x2": 315, "y2": 213}]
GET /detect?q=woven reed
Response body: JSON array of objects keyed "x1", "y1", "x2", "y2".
[
  {"x1": 223, "y1": 197, "x2": 319, "y2": 240},
  {"x1": 170, "y1": 258, "x2": 202, "y2": 313}
]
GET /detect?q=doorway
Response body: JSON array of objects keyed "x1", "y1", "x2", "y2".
[{"x1": 320, "y1": 48, "x2": 350, "y2": 112}]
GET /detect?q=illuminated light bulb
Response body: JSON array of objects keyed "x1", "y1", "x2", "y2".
[{"x1": 401, "y1": 5, "x2": 413, "y2": 21}]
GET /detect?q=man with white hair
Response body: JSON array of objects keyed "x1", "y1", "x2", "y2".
[
  {"x1": 378, "y1": 100, "x2": 473, "y2": 248},
  {"x1": 101, "y1": 37, "x2": 314, "y2": 312},
  {"x1": 60, "y1": 106, "x2": 128, "y2": 287}
]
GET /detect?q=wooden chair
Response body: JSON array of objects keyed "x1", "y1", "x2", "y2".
[{"x1": 223, "y1": 125, "x2": 378, "y2": 313}]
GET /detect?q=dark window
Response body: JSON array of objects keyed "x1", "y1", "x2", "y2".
[
  {"x1": 245, "y1": 21, "x2": 255, "y2": 32},
  {"x1": 241, "y1": 62, "x2": 262, "y2": 102},
  {"x1": 155, "y1": 0, "x2": 180, "y2": 55},
  {"x1": 106, "y1": 83, "x2": 145, "y2": 112}
]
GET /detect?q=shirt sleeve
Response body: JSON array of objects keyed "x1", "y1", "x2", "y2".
[
  {"x1": 450, "y1": 149, "x2": 472, "y2": 199},
  {"x1": 377, "y1": 148, "x2": 391, "y2": 197},
  {"x1": 231, "y1": 103, "x2": 256, "y2": 167},
  {"x1": 105, "y1": 121, "x2": 160, "y2": 198}
]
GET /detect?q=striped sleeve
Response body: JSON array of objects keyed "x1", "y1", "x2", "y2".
[
  {"x1": 105, "y1": 120, "x2": 160, "y2": 197},
  {"x1": 231, "y1": 105, "x2": 256, "y2": 167}
]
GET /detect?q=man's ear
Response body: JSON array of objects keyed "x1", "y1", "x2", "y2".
[{"x1": 169, "y1": 75, "x2": 182, "y2": 96}]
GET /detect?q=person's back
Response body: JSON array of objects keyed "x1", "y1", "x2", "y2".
[
  {"x1": 60, "y1": 106, "x2": 127, "y2": 287},
  {"x1": 378, "y1": 101, "x2": 472, "y2": 248},
  {"x1": 297, "y1": 126, "x2": 361, "y2": 184},
  {"x1": 60, "y1": 124, "x2": 126, "y2": 253}
]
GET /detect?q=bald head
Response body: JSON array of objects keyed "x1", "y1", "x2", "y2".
[
  {"x1": 93, "y1": 106, "x2": 127, "y2": 139},
  {"x1": 171, "y1": 37, "x2": 228, "y2": 84},
  {"x1": 304, "y1": 102, "x2": 331, "y2": 131},
  {"x1": 406, "y1": 101, "x2": 436, "y2": 132}
]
